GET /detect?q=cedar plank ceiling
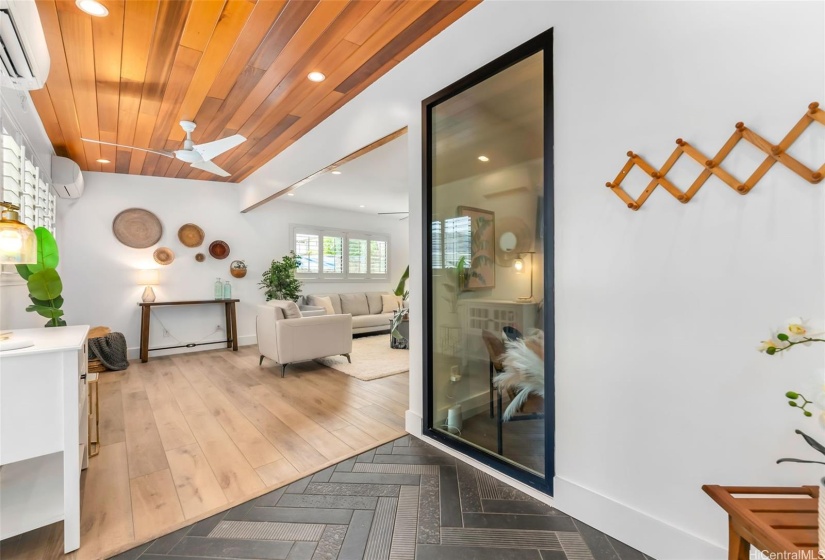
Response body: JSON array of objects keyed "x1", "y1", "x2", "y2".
[{"x1": 30, "y1": 0, "x2": 480, "y2": 183}]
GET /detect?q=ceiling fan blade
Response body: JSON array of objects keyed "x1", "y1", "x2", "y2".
[
  {"x1": 193, "y1": 134, "x2": 246, "y2": 161},
  {"x1": 80, "y1": 137, "x2": 174, "y2": 158},
  {"x1": 191, "y1": 159, "x2": 231, "y2": 177},
  {"x1": 378, "y1": 212, "x2": 410, "y2": 215}
]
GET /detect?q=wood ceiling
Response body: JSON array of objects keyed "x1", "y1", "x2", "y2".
[{"x1": 30, "y1": 0, "x2": 479, "y2": 183}]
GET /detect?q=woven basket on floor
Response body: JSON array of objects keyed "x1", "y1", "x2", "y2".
[{"x1": 87, "y1": 326, "x2": 111, "y2": 373}]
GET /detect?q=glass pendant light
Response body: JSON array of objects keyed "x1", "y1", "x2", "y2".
[{"x1": 0, "y1": 202, "x2": 37, "y2": 264}]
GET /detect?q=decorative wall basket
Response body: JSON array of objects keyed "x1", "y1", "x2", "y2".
[
  {"x1": 209, "y1": 240, "x2": 230, "y2": 259},
  {"x1": 229, "y1": 260, "x2": 247, "y2": 278},
  {"x1": 112, "y1": 208, "x2": 162, "y2": 248},
  {"x1": 153, "y1": 247, "x2": 175, "y2": 265},
  {"x1": 606, "y1": 102, "x2": 824, "y2": 211},
  {"x1": 178, "y1": 223, "x2": 204, "y2": 247},
  {"x1": 195, "y1": 253, "x2": 205, "y2": 262}
]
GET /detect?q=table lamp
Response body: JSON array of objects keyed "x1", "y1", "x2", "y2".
[{"x1": 138, "y1": 269, "x2": 159, "y2": 303}]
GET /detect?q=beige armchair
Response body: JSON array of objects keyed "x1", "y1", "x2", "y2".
[{"x1": 256, "y1": 301, "x2": 352, "y2": 377}]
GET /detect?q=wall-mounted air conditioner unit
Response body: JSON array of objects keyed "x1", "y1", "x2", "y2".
[
  {"x1": 51, "y1": 156, "x2": 84, "y2": 199},
  {"x1": 0, "y1": 0, "x2": 50, "y2": 91}
]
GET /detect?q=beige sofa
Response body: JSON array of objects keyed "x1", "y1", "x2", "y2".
[
  {"x1": 257, "y1": 300, "x2": 352, "y2": 377},
  {"x1": 303, "y1": 292, "x2": 399, "y2": 335}
]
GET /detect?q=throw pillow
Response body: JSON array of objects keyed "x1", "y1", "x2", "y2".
[
  {"x1": 382, "y1": 294, "x2": 401, "y2": 314},
  {"x1": 309, "y1": 295, "x2": 335, "y2": 316},
  {"x1": 282, "y1": 301, "x2": 302, "y2": 319},
  {"x1": 340, "y1": 293, "x2": 370, "y2": 316}
]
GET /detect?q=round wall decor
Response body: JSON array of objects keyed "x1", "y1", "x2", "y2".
[
  {"x1": 195, "y1": 253, "x2": 205, "y2": 262},
  {"x1": 153, "y1": 247, "x2": 175, "y2": 265},
  {"x1": 112, "y1": 208, "x2": 162, "y2": 248},
  {"x1": 209, "y1": 240, "x2": 230, "y2": 259},
  {"x1": 178, "y1": 223, "x2": 205, "y2": 247}
]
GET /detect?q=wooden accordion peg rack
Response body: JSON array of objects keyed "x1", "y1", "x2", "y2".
[{"x1": 606, "y1": 102, "x2": 824, "y2": 210}]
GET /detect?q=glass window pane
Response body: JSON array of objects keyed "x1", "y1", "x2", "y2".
[
  {"x1": 428, "y1": 50, "x2": 546, "y2": 478},
  {"x1": 369, "y1": 239, "x2": 387, "y2": 275},
  {"x1": 295, "y1": 232, "x2": 319, "y2": 273},
  {"x1": 322, "y1": 235, "x2": 344, "y2": 274},
  {"x1": 348, "y1": 238, "x2": 368, "y2": 274}
]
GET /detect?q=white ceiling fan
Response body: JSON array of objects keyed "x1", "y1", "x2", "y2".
[
  {"x1": 81, "y1": 121, "x2": 246, "y2": 177},
  {"x1": 378, "y1": 211, "x2": 409, "y2": 221}
]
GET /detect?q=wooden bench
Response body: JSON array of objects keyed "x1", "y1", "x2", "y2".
[{"x1": 703, "y1": 485, "x2": 819, "y2": 559}]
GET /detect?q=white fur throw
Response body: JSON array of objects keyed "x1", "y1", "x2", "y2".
[{"x1": 494, "y1": 334, "x2": 545, "y2": 421}]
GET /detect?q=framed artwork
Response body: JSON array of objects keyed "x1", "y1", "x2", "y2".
[{"x1": 457, "y1": 206, "x2": 495, "y2": 289}]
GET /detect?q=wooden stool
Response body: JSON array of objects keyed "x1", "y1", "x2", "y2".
[
  {"x1": 703, "y1": 485, "x2": 818, "y2": 558},
  {"x1": 87, "y1": 372, "x2": 99, "y2": 457},
  {"x1": 85, "y1": 326, "x2": 108, "y2": 458}
]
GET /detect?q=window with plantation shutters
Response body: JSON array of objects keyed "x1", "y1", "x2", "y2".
[
  {"x1": 1, "y1": 125, "x2": 56, "y2": 233},
  {"x1": 431, "y1": 220, "x2": 443, "y2": 269},
  {"x1": 291, "y1": 224, "x2": 390, "y2": 281}
]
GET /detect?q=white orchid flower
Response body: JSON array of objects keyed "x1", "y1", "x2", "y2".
[
  {"x1": 784, "y1": 317, "x2": 824, "y2": 345},
  {"x1": 758, "y1": 339, "x2": 779, "y2": 353}
]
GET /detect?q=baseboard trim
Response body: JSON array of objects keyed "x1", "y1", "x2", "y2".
[
  {"x1": 126, "y1": 335, "x2": 257, "y2": 360},
  {"x1": 553, "y1": 477, "x2": 724, "y2": 559}
]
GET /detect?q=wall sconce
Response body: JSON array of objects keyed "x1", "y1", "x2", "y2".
[
  {"x1": 514, "y1": 252, "x2": 534, "y2": 301},
  {"x1": 138, "y1": 269, "x2": 159, "y2": 303}
]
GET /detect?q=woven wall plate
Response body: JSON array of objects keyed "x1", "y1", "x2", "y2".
[
  {"x1": 208, "y1": 240, "x2": 230, "y2": 259},
  {"x1": 195, "y1": 253, "x2": 205, "y2": 262},
  {"x1": 112, "y1": 208, "x2": 162, "y2": 248},
  {"x1": 153, "y1": 247, "x2": 175, "y2": 265},
  {"x1": 178, "y1": 223, "x2": 205, "y2": 247}
]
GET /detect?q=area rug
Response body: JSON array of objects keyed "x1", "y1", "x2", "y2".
[{"x1": 316, "y1": 334, "x2": 408, "y2": 381}]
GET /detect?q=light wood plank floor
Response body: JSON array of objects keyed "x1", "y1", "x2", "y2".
[{"x1": 0, "y1": 345, "x2": 409, "y2": 560}]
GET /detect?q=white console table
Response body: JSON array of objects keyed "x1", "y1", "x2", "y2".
[{"x1": 0, "y1": 326, "x2": 90, "y2": 553}]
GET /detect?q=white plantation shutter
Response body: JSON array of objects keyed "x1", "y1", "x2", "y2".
[
  {"x1": 292, "y1": 225, "x2": 390, "y2": 281},
  {"x1": 348, "y1": 238, "x2": 368, "y2": 275},
  {"x1": 1, "y1": 124, "x2": 56, "y2": 234},
  {"x1": 444, "y1": 216, "x2": 471, "y2": 268},
  {"x1": 369, "y1": 239, "x2": 388, "y2": 277},
  {"x1": 431, "y1": 220, "x2": 443, "y2": 269}
]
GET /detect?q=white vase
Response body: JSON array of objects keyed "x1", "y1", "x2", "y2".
[{"x1": 819, "y1": 478, "x2": 825, "y2": 554}]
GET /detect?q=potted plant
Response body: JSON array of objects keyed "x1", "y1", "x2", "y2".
[
  {"x1": 758, "y1": 317, "x2": 825, "y2": 546},
  {"x1": 16, "y1": 227, "x2": 66, "y2": 327},
  {"x1": 259, "y1": 252, "x2": 302, "y2": 302}
]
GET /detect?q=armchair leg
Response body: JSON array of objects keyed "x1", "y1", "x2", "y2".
[
  {"x1": 259, "y1": 355, "x2": 264, "y2": 366},
  {"x1": 342, "y1": 353, "x2": 351, "y2": 364},
  {"x1": 281, "y1": 364, "x2": 288, "y2": 378}
]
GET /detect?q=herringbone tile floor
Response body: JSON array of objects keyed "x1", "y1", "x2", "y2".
[{"x1": 112, "y1": 436, "x2": 652, "y2": 560}]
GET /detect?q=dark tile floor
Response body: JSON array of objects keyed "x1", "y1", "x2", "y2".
[{"x1": 112, "y1": 436, "x2": 653, "y2": 560}]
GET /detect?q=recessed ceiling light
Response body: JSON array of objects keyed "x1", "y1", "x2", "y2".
[
  {"x1": 359, "y1": 205, "x2": 365, "y2": 208},
  {"x1": 307, "y1": 71, "x2": 326, "y2": 82},
  {"x1": 96, "y1": 158, "x2": 110, "y2": 164},
  {"x1": 287, "y1": 193, "x2": 294, "y2": 196},
  {"x1": 76, "y1": 0, "x2": 109, "y2": 17},
  {"x1": 331, "y1": 170, "x2": 342, "y2": 175},
  {"x1": 478, "y1": 155, "x2": 489, "y2": 162}
]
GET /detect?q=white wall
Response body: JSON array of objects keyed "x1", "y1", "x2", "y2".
[
  {"x1": 239, "y1": 2, "x2": 825, "y2": 558},
  {"x1": 34, "y1": 172, "x2": 408, "y2": 357}
]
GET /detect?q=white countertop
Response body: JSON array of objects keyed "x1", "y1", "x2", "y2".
[{"x1": 0, "y1": 326, "x2": 90, "y2": 356}]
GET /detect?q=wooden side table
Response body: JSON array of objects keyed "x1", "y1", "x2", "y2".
[
  {"x1": 138, "y1": 299, "x2": 239, "y2": 362},
  {"x1": 703, "y1": 485, "x2": 819, "y2": 559}
]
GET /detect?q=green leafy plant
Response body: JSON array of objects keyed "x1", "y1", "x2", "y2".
[
  {"x1": 394, "y1": 265, "x2": 409, "y2": 300},
  {"x1": 442, "y1": 256, "x2": 472, "y2": 313},
  {"x1": 15, "y1": 227, "x2": 66, "y2": 327},
  {"x1": 259, "y1": 251, "x2": 303, "y2": 302}
]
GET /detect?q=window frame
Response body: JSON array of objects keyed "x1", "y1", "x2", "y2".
[{"x1": 290, "y1": 224, "x2": 390, "y2": 282}]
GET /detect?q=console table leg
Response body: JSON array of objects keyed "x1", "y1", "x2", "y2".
[
  {"x1": 728, "y1": 518, "x2": 749, "y2": 560},
  {"x1": 230, "y1": 302, "x2": 238, "y2": 351},
  {"x1": 140, "y1": 306, "x2": 150, "y2": 363},
  {"x1": 225, "y1": 303, "x2": 233, "y2": 349}
]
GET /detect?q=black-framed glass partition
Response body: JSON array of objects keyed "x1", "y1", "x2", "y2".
[{"x1": 422, "y1": 30, "x2": 554, "y2": 492}]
